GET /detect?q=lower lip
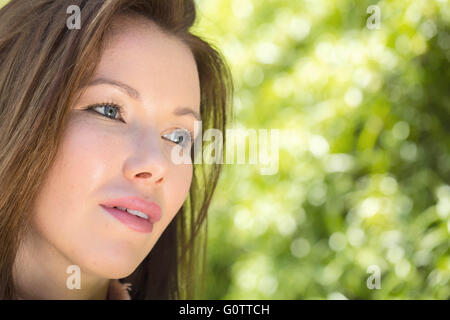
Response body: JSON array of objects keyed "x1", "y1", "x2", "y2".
[{"x1": 100, "y1": 205, "x2": 153, "y2": 233}]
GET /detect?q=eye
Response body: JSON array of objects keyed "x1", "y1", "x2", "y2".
[
  {"x1": 162, "y1": 128, "x2": 193, "y2": 148},
  {"x1": 85, "y1": 102, "x2": 125, "y2": 122}
]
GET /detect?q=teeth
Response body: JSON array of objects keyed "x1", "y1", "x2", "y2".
[
  {"x1": 114, "y1": 206, "x2": 149, "y2": 220},
  {"x1": 126, "y1": 208, "x2": 149, "y2": 220}
]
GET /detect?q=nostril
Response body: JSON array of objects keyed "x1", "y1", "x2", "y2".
[
  {"x1": 137, "y1": 172, "x2": 152, "y2": 179},
  {"x1": 156, "y1": 177, "x2": 164, "y2": 184}
]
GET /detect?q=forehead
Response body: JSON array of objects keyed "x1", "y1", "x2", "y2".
[{"x1": 93, "y1": 15, "x2": 200, "y2": 113}]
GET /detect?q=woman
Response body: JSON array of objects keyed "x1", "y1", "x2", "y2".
[{"x1": 0, "y1": 0, "x2": 232, "y2": 299}]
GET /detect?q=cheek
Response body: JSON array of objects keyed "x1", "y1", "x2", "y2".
[
  {"x1": 163, "y1": 162, "x2": 193, "y2": 220},
  {"x1": 34, "y1": 119, "x2": 106, "y2": 231},
  {"x1": 31, "y1": 117, "x2": 130, "y2": 275},
  {"x1": 37, "y1": 115, "x2": 114, "y2": 211}
]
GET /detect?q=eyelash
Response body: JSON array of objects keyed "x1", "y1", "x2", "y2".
[
  {"x1": 85, "y1": 101, "x2": 127, "y2": 122},
  {"x1": 84, "y1": 102, "x2": 194, "y2": 147}
]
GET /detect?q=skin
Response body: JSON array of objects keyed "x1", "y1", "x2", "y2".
[{"x1": 13, "y1": 15, "x2": 200, "y2": 299}]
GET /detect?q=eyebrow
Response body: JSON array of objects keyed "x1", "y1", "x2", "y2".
[
  {"x1": 173, "y1": 107, "x2": 201, "y2": 121},
  {"x1": 88, "y1": 77, "x2": 140, "y2": 101},
  {"x1": 87, "y1": 77, "x2": 201, "y2": 121}
]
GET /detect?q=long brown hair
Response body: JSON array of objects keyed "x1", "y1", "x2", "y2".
[{"x1": 0, "y1": 0, "x2": 232, "y2": 299}]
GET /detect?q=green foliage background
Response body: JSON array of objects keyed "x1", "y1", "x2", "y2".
[
  {"x1": 192, "y1": 0, "x2": 449, "y2": 299},
  {"x1": 0, "y1": 0, "x2": 447, "y2": 299}
]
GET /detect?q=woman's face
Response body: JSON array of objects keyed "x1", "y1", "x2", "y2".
[{"x1": 31, "y1": 17, "x2": 200, "y2": 279}]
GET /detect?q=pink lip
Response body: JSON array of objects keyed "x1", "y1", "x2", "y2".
[
  {"x1": 100, "y1": 206, "x2": 154, "y2": 233},
  {"x1": 99, "y1": 196, "x2": 162, "y2": 234},
  {"x1": 100, "y1": 196, "x2": 162, "y2": 223}
]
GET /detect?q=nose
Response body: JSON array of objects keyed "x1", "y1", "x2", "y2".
[{"x1": 123, "y1": 131, "x2": 168, "y2": 186}]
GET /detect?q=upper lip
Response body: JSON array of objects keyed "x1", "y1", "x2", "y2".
[{"x1": 100, "y1": 196, "x2": 162, "y2": 223}]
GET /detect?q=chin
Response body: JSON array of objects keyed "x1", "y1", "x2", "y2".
[
  {"x1": 89, "y1": 259, "x2": 141, "y2": 279},
  {"x1": 76, "y1": 246, "x2": 148, "y2": 279}
]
